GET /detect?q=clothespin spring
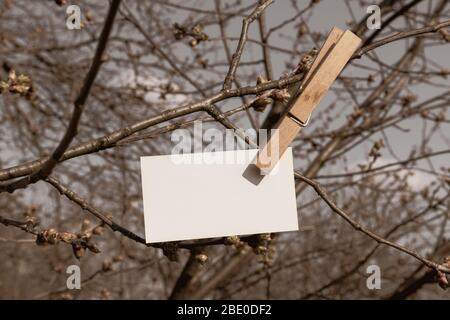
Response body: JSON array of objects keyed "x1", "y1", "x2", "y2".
[{"x1": 287, "y1": 111, "x2": 311, "y2": 127}]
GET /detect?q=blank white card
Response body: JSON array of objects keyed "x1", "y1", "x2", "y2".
[{"x1": 141, "y1": 148, "x2": 298, "y2": 243}]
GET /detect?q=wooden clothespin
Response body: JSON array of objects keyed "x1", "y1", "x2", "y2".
[{"x1": 255, "y1": 27, "x2": 362, "y2": 174}]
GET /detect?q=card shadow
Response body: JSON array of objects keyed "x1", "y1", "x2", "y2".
[{"x1": 242, "y1": 163, "x2": 265, "y2": 186}]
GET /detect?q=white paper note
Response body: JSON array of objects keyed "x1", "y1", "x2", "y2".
[{"x1": 141, "y1": 148, "x2": 298, "y2": 243}]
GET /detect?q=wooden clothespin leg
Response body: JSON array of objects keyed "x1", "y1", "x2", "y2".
[{"x1": 255, "y1": 27, "x2": 362, "y2": 174}]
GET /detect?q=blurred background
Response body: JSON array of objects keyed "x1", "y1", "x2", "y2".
[{"x1": 0, "y1": 0, "x2": 449, "y2": 299}]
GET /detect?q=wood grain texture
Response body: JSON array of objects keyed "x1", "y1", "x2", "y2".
[
  {"x1": 256, "y1": 28, "x2": 362, "y2": 173},
  {"x1": 291, "y1": 29, "x2": 361, "y2": 122}
]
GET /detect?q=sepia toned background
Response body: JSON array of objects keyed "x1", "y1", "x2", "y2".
[{"x1": 0, "y1": 0, "x2": 450, "y2": 299}]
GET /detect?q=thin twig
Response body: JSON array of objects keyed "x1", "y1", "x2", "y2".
[
  {"x1": 294, "y1": 171, "x2": 450, "y2": 274},
  {"x1": 354, "y1": 19, "x2": 450, "y2": 58},
  {"x1": 0, "y1": 0, "x2": 122, "y2": 194},
  {"x1": 222, "y1": 0, "x2": 273, "y2": 91}
]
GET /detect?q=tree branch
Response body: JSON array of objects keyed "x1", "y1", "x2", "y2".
[{"x1": 0, "y1": 0, "x2": 121, "y2": 193}]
